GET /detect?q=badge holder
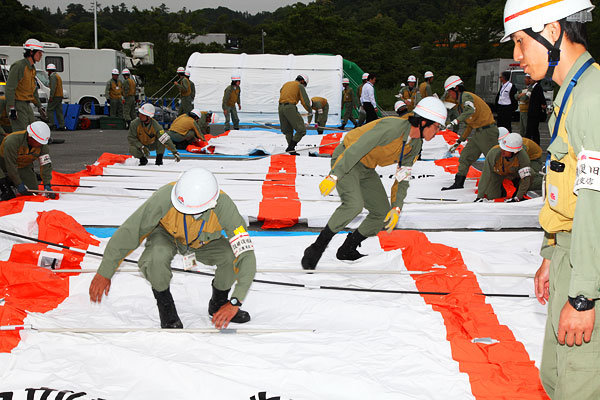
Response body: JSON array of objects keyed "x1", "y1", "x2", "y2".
[{"x1": 182, "y1": 252, "x2": 197, "y2": 271}]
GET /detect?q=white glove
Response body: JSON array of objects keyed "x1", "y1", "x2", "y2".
[
  {"x1": 395, "y1": 166, "x2": 412, "y2": 182},
  {"x1": 446, "y1": 119, "x2": 458, "y2": 130},
  {"x1": 504, "y1": 197, "x2": 521, "y2": 203},
  {"x1": 173, "y1": 151, "x2": 181, "y2": 162},
  {"x1": 448, "y1": 142, "x2": 461, "y2": 153},
  {"x1": 474, "y1": 197, "x2": 491, "y2": 203}
]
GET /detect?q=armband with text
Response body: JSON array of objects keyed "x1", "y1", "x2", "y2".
[
  {"x1": 229, "y1": 226, "x2": 254, "y2": 258},
  {"x1": 518, "y1": 167, "x2": 532, "y2": 179},
  {"x1": 574, "y1": 149, "x2": 600, "y2": 194},
  {"x1": 39, "y1": 154, "x2": 52, "y2": 166}
]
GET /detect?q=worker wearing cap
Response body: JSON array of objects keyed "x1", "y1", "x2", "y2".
[
  {"x1": 419, "y1": 71, "x2": 434, "y2": 101},
  {"x1": 0, "y1": 96, "x2": 12, "y2": 139},
  {"x1": 442, "y1": 75, "x2": 499, "y2": 190},
  {"x1": 309, "y1": 96, "x2": 329, "y2": 135},
  {"x1": 128, "y1": 103, "x2": 180, "y2": 166},
  {"x1": 502, "y1": 1, "x2": 600, "y2": 397},
  {"x1": 222, "y1": 74, "x2": 241, "y2": 131},
  {"x1": 121, "y1": 69, "x2": 136, "y2": 127},
  {"x1": 340, "y1": 78, "x2": 359, "y2": 129},
  {"x1": 401, "y1": 75, "x2": 418, "y2": 112},
  {"x1": 278, "y1": 74, "x2": 312, "y2": 155},
  {"x1": 476, "y1": 132, "x2": 535, "y2": 202},
  {"x1": 105, "y1": 69, "x2": 123, "y2": 118},
  {"x1": 357, "y1": 72, "x2": 369, "y2": 126},
  {"x1": 89, "y1": 167, "x2": 257, "y2": 330},
  {"x1": 46, "y1": 64, "x2": 65, "y2": 131},
  {"x1": 0, "y1": 121, "x2": 54, "y2": 201},
  {"x1": 302, "y1": 97, "x2": 447, "y2": 270},
  {"x1": 174, "y1": 67, "x2": 193, "y2": 116},
  {"x1": 5, "y1": 39, "x2": 45, "y2": 132},
  {"x1": 516, "y1": 74, "x2": 534, "y2": 135}
]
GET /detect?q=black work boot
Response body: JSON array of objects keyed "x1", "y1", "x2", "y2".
[
  {"x1": 301, "y1": 226, "x2": 336, "y2": 270},
  {"x1": 441, "y1": 174, "x2": 466, "y2": 191},
  {"x1": 0, "y1": 178, "x2": 15, "y2": 201},
  {"x1": 208, "y1": 282, "x2": 251, "y2": 324},
  {"x1": 139, "y1": 156, "x2": 148, "y2": 166},
  {"x1": 285, "y1": 140, "x2": 299, "y2": 156},
  {"x1": 339, "y1": 123, "x2": 346, "y2": 129},
  {"x1": 155, "y1": 153, "x2": 164, "y2": 166},
  {"x1": 152, "y1": 287, "x2": 183, "y2": 329},
  {"x1": 336, "y1": 230, "x2": 367, "y2": 261}
]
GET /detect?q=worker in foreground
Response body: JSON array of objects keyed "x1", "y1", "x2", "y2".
[
  {"x1": 308, "y1": 96, "x2": 329, "y2": 135},
  {"x1": 442, "y1": 75, "x2": 499, "y2": 190},
  {"x1": 89, "y1": 167, "x2": 257, "y2": 329},
  {"x1": 0, "y1": 121, "x2": 55, "y2": 201},
  {"x1": 502, "y1": 0, "x2": 600, "y2": 398},
  {"x1": 128, "y1": 103, "x2": 181, "y2": 166},
  {"x1": 278, "y1": 74, "x2": 312, "y2": 155},
  {"x1": 301, "y1": 97, "x2": 447, "y2": 270}
]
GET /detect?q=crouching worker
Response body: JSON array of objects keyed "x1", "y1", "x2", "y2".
[
  {"x1": 128, "y1": 103, "x2": 181, "y2": 166},
  {"x1": 89, "y1": 168, "x2": 257, "y2": 329},
  {"x1": 0, "y1": 121, "x2": 54, "y2": 201},
  {"x1": 302, "y1": 97, "x2": 447, "y2": 270},
  {"x1": 476, "y1": 132, "x2": 534, "y2": 202}
]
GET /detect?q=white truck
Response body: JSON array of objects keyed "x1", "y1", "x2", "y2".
[{"x1": 0, "y1": 43, "x2": 144, "y2": 114}]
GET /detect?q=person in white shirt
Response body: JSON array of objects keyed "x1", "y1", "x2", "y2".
[
  {"x1": 360, "y1": 74, "x2": 378, "y2": 123},
  {"x1": 494, "y1": 71, "x2": 518, "y2": 131}
]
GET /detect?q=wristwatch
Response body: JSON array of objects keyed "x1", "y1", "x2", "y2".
[
  {"x1": 230, "y1": 297, "x2": 242, "y2": 307},
  {"x1": 568, "y1": 295, "x2": 596, "y2": 311}
]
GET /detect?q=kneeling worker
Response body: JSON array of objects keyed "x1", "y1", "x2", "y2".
[
  {"x1": 89, "y1": 168, "x2": 257, "y2": 329},
  {"x1": 0, "y1": 121, "x2": 55, "y2": 201},
  {"x1": 476, "y1": 132, "x2": 534, "y2": 202},
  {"x1": 128, "y1": 103, "x2": 181, "y2": 166},
  {"x1": 302, "y1": 97, "x2": 447, "y2": 270},
  {"x1": 167, "y1": 109, "x2": 209, "y2": 150},
  {"x1": 308, "y1": 96, "x2": 329, "y2": 135}
]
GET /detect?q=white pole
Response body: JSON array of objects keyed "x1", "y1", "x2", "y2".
[{"x1": 93, "y1": 0, "x2": 98, "y2": 49}]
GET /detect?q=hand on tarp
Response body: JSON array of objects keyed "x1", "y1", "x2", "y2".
[
  {"x1": 504, "y1": 197, "x2": 521, "y2": 203},
  {"x1": 212, "y1": 302, "x2": 239, "y2": 330},
  {"x1": 319, "y1": 175, "x2": 337, "y2": 196},
  {"x1": 89, "y1": 273, "x2": 111, "y2": 303},
  {"x1": 16, "y1": 182, "x2": 30, "y2": 195},
  {"x1": 384, "y1": 207, "x2": 401, "y2": 233},
  {"x1": 44, "y1": 184, "x2": 56, "y2": 199},
  {"x1": 173, "y1": 151, "x2": 181, "y2": 162}
]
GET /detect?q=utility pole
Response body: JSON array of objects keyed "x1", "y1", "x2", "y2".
[
  {"x1": 261, "y1": 30, "x2": 266, "y2": 54},
  {"x1": 93, "y1": 0, "x2": 98, "y2": 49}
]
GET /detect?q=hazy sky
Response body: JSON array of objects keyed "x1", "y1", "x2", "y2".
[{"x1": 21, "y1": 0, "x2": 313, "y2": 14}]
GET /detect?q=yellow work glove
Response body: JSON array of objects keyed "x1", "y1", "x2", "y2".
[
  {"x1": 319, "y1": 175, "x2": 337, "y2": 196},
  {"x1": 384, "y1": 207, "x2": 401, "y2": 233}
]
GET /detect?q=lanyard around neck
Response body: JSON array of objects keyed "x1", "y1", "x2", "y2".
[{"x1": 183, "y1": 215, "x2": 205, "y2": 252}]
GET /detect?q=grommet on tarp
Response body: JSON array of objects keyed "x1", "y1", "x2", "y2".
[
  {"x1": 38, "y1": 251, "x2": 64, "y2": 270},
  {"x1": 472, "y1": 337, "x2": 500, "y2": 345}
]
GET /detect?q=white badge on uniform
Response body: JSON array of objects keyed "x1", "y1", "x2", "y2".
[
  {"x1": 182, "y1": 252, "x2": 197, "y2": 270},
  {"x1": 395, "y1": 166, "x2": 412, "y2": 182},
  {"x1": 574, "y1": 149, "x2": 600, "y2": 194},
  {"x1": 39, "y1": 154, "x2": 51, "y2": 166},
  {"x1": 158, "y1": 133, "x2": 170, "y2": 144}
]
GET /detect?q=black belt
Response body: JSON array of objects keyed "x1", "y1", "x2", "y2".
[
  {"x1": 279, "y1": 102, "x2": 292, "y2": 105},
  {"x1": 478, "y1": 123, "x2": 496, "y2": 130}
]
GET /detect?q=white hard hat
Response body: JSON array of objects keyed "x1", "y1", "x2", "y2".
[
  {"x1": 231, "y1": 74, "x2": 241, "y2": 81},
  {"x1": 499, "y1": 132, "x2": 523, "y2": 153},
  {"x1": 27, "y1": 121, "x2": 51, "y2": 145},
  {"x1": 177, "y1": 67, "x2": 185, "y2": 73},
  {"x1": 122, "y1": 68, "x2": 130, "y2": 75},
  {"x1": 444, "y1": 75, "x2": 463, "y2": 91},
  {"x1": 424, "y1": 71, "x2": 434, "y2": 79},
  {"x1": 209, "y1": 113, "x2": 220, "y2": 124},
  {"x1": 414, "y1": 97, "x2": 448, "y2": 126},
  {"x1": 23, "y1": 39, "x2": 44, "y2": 52},
  {"x1": 111, "y1": 68, "x2": 119, "y2": 75},
  {"x1": 46, "y1": 63, "x2": 56, "y2": 71},
  {"x1": 407, "y1": 75, "x2": 417, "y2": 83},
  {"x1": 361, "y1": 72, "x2": 369, "y2": 80},
  {"x1": 342, "y1": 78, "x2": 350, "y2": 84},
  {"x1": 497, "y1": 127, "x2": 510, "y2": 142},
  {"x1": 185, "y1": 70, "x2": 191, "y2": 77},
  {"x1": 190, "y1": 109, "x2": 202, "y2": 119},
  {"x1": 171, "y1": 168, "x2": 220, "y2": 214},
  {"x1": 298, "y1": 74, "x2": 309, "y2": 85},
  {"x1": 394, "y1": 100, "x2": 407, "y2": 112},
  {"x1": 139, "y1": 103, "x2": 155, "y2": 118},
  {"x1": 400, "y1": 83, "x2": 406, "y2": 87},
  {"x1": 501, "y1": 0, "x2": 594, "y2": 43}
]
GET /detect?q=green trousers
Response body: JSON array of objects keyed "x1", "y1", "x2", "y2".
[
  {"x1": 0, "y1": 124, "x2": 11, "y2": 136},
  {"x1": 47, "y1": 97, "x2": 65, "y2": 129},
  {"x1": 278, "y1": 103, "x2": 306, "y2": 145},
  {"x1": 178, "y1": 96, "x2": 193, "y2": 116},
  {"x1": 314, "y1": 104, "x2": 329, "y2": 134},
  {"x1": 224, "y1": 106, "x2": 239, "y2": 131},
  {"x1": 167, "y1": 130, "x2": 195, "y2": 144},
  {"x1": 458, "y1": 125, "x2": 499, "y2": 177},
  {"x1": 139, "y1": 226, "x2": 238, "y2": 293},
  {"x1": 341, "y1": 103, "x2": 358, "y2": 127},
  {"x1": 326, "y1": 154, "x2": 389, "y2": 237},
  {"x1": 540, "y1": 232, "x2": 600, "y2": 399},
  {"x1": 519, "y1": 112, "x2": 528, "y2": 136},
  {"x1": 129, "y1": 140, "x2": 165, "y2": 159},
  {"x1": 0, "y1": 162, "x2": 38, "y2": 189},
  {"x1": 109, "y1": 98, "x2": 123, "y2": 118},
  {"x1": 123, "y1": 96, "x2": 136, "y2": 122},
  {"x1": 10, "y1": 100, "x2": 35, "y2": 132}
]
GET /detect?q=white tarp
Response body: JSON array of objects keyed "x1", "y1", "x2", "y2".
[{"x1": 186, "y1": 53, "x2": 344, "y2": 125}]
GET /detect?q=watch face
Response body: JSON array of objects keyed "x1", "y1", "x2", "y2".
[{"x1": 230, "y1": 298, "x2": 240, "y2": 306}]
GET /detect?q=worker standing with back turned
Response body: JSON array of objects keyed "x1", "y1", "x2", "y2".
[{"x1": 278, "y1": 74, "x2": 312, "y2": 155}]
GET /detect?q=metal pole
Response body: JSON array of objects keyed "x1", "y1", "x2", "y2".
[
  {"x1": 261, "y1": 29, "x2": 265, "y2": 54},
  {"x1": 93, "y1": 0, "x2": 98, "y2": 49}
]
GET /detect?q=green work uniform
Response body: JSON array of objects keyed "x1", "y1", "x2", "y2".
[
  {"x1": 357, "y1": 83, "x2": 366, "y2": 126},
  {"x1": 128, "y1": 117, "x2": 177, "y2": 160},
  {"x1": 222, "y1": 84, "x2": 241, "y2": 131},
  {"x1": 122, "y1": 77, "x2": 137, "y2": 122},
  {"x1": 418, "y1": 81, "x2": 433, "y2": 102},
  {"x1": 97, "y1": 184, "x2": 257, "y2": 300},
  {"x1": 0, "y1": 96, "x2": 12, "y2": 138},
  {"x1": 401, "y1": 85, "x2": 418, "y2": 112},
  {"x1": 105, "y1": 78, "x2": 123, "y2": 118},
  {"x1": 167, "y1": 114, "x2": 205, "y2": 145},
  {"x1": 517, "y1": 84, "x2": 532, "y2": 136},
  {"x1": 522, "y1": 137, "x2": 543, "y2": 190},
  {"x1": 341, "y1": 86, "x2": 359, "y2": 127},
  {"x1": 454, "y1": 92, "x2": 499, "y2": 177},
  {"x1": 278, "y1": 81, "x2": 311, "y2": 146},
  {"x1": 326, "y1": 116, "x2": 421, "y2": 236},
  {"x1": 5, "y1": 58, "x2": 40, "y2": 132},
  {"x1": 176, "y1": 76, "x2": 193, "y2": 116},
  {"x1": 310, "y1": 97, "x2": 329, "y2": 135},
  {"x1": 477, "y1": 146, "x2": 532, "y2": 200},
  {"x1": 0, "y1": 130, "x2": 52, "y2": 189},
  {"x1": 47, "y1": 72, "x2": 65, "y2": 130},
  {"x1": 537, "y1": 52, "x2": 600, "y2": 400}
]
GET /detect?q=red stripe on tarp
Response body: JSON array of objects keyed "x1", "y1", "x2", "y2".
[
  {"x1": 377, "y1": 230, "x2": 549, "y2": 399},
  {"x1": 435, "y1": 157, "x2": 482, "y2": 178},
  {"x1": 319, "y1": 131, "x2": 343, "y2": 155},
  {"x1": 257, "y1": 154, "x2": 301, "y2": 229},
  {"x1": 186, "y1": 131, "x2": 230, "y2": 153}
]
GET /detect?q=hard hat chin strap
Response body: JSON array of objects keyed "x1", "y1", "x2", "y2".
[{"x1": 524, "y1": 20, "x2": 565, "y2": 82}]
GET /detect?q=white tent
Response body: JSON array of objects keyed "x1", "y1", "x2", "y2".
[{"x1": 186, "y1": 53, "x2": 344, "y2": 125}]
